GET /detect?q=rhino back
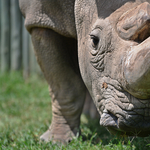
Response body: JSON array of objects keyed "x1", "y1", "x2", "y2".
[{"x1": 19, "y1": 0, "x2": 76, "y2": 38}]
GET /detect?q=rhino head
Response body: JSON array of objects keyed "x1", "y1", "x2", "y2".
[{"x1": 76, "y1": 0, "x2": 150, "y2": 137}]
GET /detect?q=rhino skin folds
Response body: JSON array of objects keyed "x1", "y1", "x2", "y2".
[{"x1": 19, "y1": 0, "x2": 150, "y2": 143}]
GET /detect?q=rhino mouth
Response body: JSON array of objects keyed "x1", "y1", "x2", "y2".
[
  {"x1": 100, "y1": 107, "x2": 150, "y2": 137},
  {"x1": 100, "y1": 109, "x2": 119, "y2": 128},
  {"x1": 96, "y1": 77, "x2": 150, "y2": 137}
]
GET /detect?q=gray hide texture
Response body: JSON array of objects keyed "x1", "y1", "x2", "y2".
[{"x1": 19, "y1": 0, "x2": 150, "y2": 143}]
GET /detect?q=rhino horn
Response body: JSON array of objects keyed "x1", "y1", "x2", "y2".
[{"x1": 117, "y1": 2, "x2": 150, "y2": 99}]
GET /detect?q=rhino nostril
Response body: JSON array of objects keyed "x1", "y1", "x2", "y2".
[
  {"x1": 108, "y1": 111, "x2": 118, "y2": 126},
  {"x1": 100, "y1": 109, "x2": 119, "y2": 128}
]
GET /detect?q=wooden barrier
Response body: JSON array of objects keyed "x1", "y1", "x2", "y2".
[
  {"x1": 1, "y1": 0, "x2": 10, "y2": 72},
  {"x1": 0, "y1": 0, "x2": 41, "y2": 77},
  {"x1": 10, "y1": 0, "x2": 22, "y2": 71}
]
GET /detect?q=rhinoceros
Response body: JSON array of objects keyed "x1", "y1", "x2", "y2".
[{"x1": 19, "y1": 0, "x2": 150, "y2": 143}]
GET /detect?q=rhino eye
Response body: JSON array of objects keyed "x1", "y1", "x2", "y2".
[{"x1": 90, "y1": 35, "x2": 99, "y2": 49}]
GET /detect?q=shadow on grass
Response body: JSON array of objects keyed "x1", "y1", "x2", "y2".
[
  {"x1": 80, "y1": 116, "x2": 150, "y2": 149},
  {"x1": 81, "y1": 117, "x2": 114, "y2": 144}
]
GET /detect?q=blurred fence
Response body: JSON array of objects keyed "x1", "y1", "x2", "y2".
[{"x1": 0, "y1": 0, "x2": 41, "y2": 78}]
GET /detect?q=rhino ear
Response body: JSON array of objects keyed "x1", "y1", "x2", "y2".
[{"x1": 75, "y1": 0, "x2": 98, "y2": 40}]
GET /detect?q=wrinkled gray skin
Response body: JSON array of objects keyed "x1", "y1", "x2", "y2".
[{"x1": 19, "y1": 0, "x2": 150, "y2": 143}]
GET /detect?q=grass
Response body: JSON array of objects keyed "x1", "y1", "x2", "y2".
[{"x1": 0, "y1": 72, "x2": 150, "y2": 149}]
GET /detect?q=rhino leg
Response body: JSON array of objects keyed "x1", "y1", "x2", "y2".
[
  {"x1": 83, "y1": 91, "x2": 99, "y2": 119},
  {"x1": 31, "y1": 28, "x2": 86, "y2": 143}
]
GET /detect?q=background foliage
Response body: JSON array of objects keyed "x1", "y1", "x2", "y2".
[{"x1": 0, "y1": 1, "x2": 150, "y2": 149}]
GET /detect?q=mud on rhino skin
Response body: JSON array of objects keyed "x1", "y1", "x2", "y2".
[{"x1": 19, "y1": 0, "x2": 150, "y2": 143}]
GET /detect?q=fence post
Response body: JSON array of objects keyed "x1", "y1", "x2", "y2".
[
  {"x1": 0, "y1": 0, "x2": 10, "y2": 72},
  {"x1": 0, "y1": 1, "x2": 1, "y2": 69},
  {"x1": 10, "y1": 0, "x2": 22, "y2": 71},
  {"x1": 22, "y1": 18, "x2": 30, "y2": 79}
]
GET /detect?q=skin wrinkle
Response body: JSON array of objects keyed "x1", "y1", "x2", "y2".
[
  {"x1": 98, "y1": 77, "x2": 150, "y2": 129},
  {"x1": 89, "y1": 20, "x2": 112, "y2": 72},
  {"x1": 103, "y1": 76, "x2": 123, "y2": 90},
  {"x1": 30, "y1": 27, "x2": 86, "y2": 142},
  {"x1": 52, "y1": 94, "x2": 84, "y2": 115},
  {"x1": 89, "y1": 12, "x2": 150, "y2": 133},
  {"x1": 23, "y1": 0, "x2": 76, "y2": 38},
  {"x1": 51, "y1": 112, "x2": 80, "y2": 127},
  {"x1": 19, "y1": 0, "x2": 150, "y2": 141},
  {"x1": 94, "y1": 72, "x2": 149, "y2": 119},
  {"x1": 106, "y1": 86, "x2": 147, "y2": 109},
  {"x1": 110, "y1": 92, "x2": 132, "y2": 110}
]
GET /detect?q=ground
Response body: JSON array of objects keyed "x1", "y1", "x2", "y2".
[{"x1": 0, "y1": 72, "x2": 150, "y2": 149}]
